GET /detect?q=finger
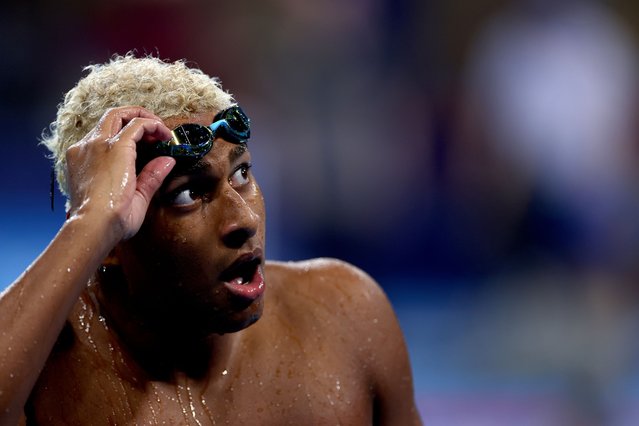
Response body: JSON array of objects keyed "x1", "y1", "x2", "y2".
[
  {"x1": 134, "y1": 156, "x2": 176, "y2": 209},
  {"x1": 115, "y1": 117, "x2": 173, "y2": 148},
  {"x1": 124, "y1": 156, "x2": 176, "y2": 238},
  {"x1": 97, "y1": 106, "x2": 164, "y2": 138}
]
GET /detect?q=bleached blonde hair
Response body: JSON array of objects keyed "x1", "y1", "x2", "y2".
[{"x1": 41, "y1": 53, "x2": 235, "y2": 198}]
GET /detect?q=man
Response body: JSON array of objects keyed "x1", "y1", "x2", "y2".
[{"x1": 0, "y1": 54, "x2": 421, "y2": 425}]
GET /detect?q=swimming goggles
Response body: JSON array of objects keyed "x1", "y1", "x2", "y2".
[{"x1": 154, "y1": 105, "x2": 250, "y2": 159}]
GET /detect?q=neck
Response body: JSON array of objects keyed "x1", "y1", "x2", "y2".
[{"x1": 92, "y1": 267, "x2": 235, "y2": 381}]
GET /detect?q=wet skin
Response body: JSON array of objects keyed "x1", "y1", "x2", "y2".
[
  {"x1": 110, "y1": 112, "x2": 267, "y2": 344},
  {"x1": 22, "y1": 112, "x2": 422, "y2": 425}
]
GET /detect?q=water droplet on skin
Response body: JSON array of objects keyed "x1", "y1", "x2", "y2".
[
  {"x1": 201, "y1": 396, "x2": 212, "y2": 420},
  {"x1": 186, "y1": 386, "x2": 203, "y2": 426},
  {"x1": 176, "y1": 384, "x2": 190, "y2": 421},
  {"x1": 121, "y1": 172, "x2": 129, "y2": 190},
  {"x1": 67, "y1": 267, "x2": 71, "y2": 273}
]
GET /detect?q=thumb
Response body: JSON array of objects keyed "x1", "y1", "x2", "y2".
[
  {"x1": 126, "y1": 157, "x2": 176, "y2": 238},
  {"x1": 135, "y1": 156, "x2": 176, "y2": 204}
]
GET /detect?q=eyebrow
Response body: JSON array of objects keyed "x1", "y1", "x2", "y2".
[
  {"x1": 166, "y1": 144, "x2": 248, "y2": 180},
  {"x1": 167, "y1": 159, "x2": 210, "y2": 180},
  {"x1": 229, "y1": 144, "x2": 248, "y2": 164}
]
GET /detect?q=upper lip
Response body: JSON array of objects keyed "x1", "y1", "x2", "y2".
[{"x1": 219, "y1": 248, "x2": 263, "y2": 282}]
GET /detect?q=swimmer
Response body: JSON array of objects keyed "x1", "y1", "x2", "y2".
[{"x1": 0, "y1": 54, "x2": 422, "y2": 425}]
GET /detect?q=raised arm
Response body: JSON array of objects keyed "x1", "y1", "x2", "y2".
[{"x1": 0, "y1": 107, "x2": 175, "y2": 424}]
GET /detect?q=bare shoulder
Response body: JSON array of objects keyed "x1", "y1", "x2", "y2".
[
  {"x1": 266, "y1": 256, "x2": 373, "y2": 279},
  {"x1": 263, "y1": 257, "x2": 402, "y2": 356},
  {"x1": 264, "y1": 258, "x2": 423, "y2": 425},
  {"x1": 265, "y1": 257, "x2": 388, "y2": 309}
]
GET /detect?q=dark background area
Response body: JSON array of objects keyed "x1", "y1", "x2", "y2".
[{"x1": 4, "y1": 0, "x2": 639, "y2": 423}]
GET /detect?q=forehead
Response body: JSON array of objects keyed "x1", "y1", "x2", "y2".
[
  {"x1": 164, "y1": 144, "x2": 248, "y2": 183},
  {"x1": 163, "y1": 111, "x2": 217, "y2": 129}
]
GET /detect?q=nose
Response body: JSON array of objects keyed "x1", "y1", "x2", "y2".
[{"x1": 218, "y1": 189, "x2": 259, "y2": 249}]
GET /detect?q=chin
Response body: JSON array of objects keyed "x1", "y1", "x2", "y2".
[
  {"x1": 216, "y1": 313, "x2": 261, "y2": 335},
  {"x1": 203, "y1": 299, "x2": 264, "y2": 336}
]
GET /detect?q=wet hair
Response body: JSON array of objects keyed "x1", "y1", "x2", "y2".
[{"x1": 41, "y1": 53, "x2": 235, "y2": 199}]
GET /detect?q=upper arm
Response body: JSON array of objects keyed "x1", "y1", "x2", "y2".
[
  {"x1": 316, "y1": 259, "x2": 423, "y2": 425},
  {"x1": 365, "y1": 287, "x2": 422, "y2": 425}
]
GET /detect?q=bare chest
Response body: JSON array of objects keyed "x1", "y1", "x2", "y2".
[{"x1": 28, "y1": 339, "x2": 373, "y2": 425}]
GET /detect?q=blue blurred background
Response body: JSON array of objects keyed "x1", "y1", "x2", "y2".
[{"x1": 4, "y1": 0, "x2": 639, "y2": 424}]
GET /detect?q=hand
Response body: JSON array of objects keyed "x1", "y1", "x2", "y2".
[{"x1": 65, "y1": 106, "x2": 176, "y2": 243}]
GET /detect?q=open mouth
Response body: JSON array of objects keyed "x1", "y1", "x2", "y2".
[{"x1": 219, "y1": 255, "x2": 261, "y2": 286}]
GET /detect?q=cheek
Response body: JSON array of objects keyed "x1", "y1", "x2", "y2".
[
  {"x1": 253, "y1": 185, "x2": 267, "y2": 223},
  {"x1": 125, "y1": 214, "x2": 211, "y2": 275}
]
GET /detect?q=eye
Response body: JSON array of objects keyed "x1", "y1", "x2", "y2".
[
  {"x1": 169, "y1": 188, "x2": 199, "y2": 207},
  {"x1": 229, "y1": 163, "x2": 252, "y2": 188}
]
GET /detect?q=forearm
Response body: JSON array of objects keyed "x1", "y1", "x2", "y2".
[
  {"x1": 0, "y1": 106, "x2": 175, "y2": 424},
  {"x1": 0, "y1": 213, "x2": 117, "y2": 423}
]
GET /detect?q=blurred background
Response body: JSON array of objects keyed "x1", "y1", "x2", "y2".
[{"x1": 3, "y1": 0, "x2": 639, "y2": 424}]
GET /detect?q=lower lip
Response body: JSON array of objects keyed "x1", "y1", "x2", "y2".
[{"x1": 223, "y1": 266, "x2": 265, "y2": 301}]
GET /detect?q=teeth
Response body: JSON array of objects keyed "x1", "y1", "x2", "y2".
[
  {"x1": 230, "y1": 277, "x2": 244, "y2": 286},
  {"x1": 222, "y1": 258, "x2": 259, "y2": 285}
]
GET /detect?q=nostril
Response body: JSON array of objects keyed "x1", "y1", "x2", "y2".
[{"x1": 222, "y1": 227, "x2": 254, "y2": 249}]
